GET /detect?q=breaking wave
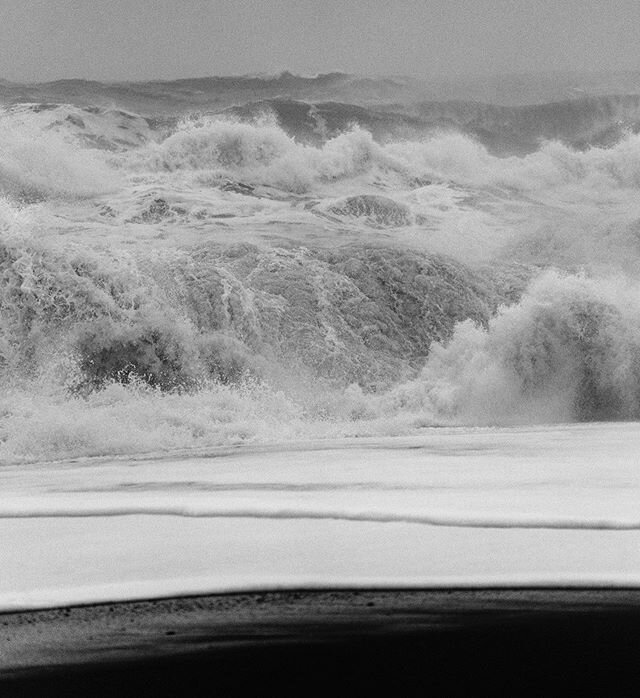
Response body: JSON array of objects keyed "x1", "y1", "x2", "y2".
[
  {"x1": 0, "y1": 113, "x2": 118, "y2": 202},
  {"x1": 5, "y1": 103, "x2": 640, "y2": 199},
  {"x1": 3, "y1": 78, "x2": 640, "y2": 462},
  {"x1": 134, "y1": 117, "x2": 406, "y2": 193},
  {"x1": 125, "y1": 114, "x2": 640, "y2": 196},
  {"x1": 411, "y1": 272, "x2": 640, "y2": 424},
  {"x1": 4, "y1": 253, "x2": 640, "y2": 461}
]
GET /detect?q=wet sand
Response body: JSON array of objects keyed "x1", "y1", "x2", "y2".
[{"x1": 2, "y1": 588, "x2": 640, "y2": 696}]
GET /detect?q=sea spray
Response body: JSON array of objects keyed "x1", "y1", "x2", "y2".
[
  {"x1": 0, "y1": 115, "x2": 119, "y2": 202},
  {"x1": 411, "y1": 271, "x2": 640, "y2": 424}
]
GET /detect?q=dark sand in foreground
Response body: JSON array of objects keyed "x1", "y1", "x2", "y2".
[{"x1": 3, "y1": 588, "x2": 640, "y2": 696}]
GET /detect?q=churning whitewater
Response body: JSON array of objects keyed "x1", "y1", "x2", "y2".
[{"x1": 3, "y1": 73, "x2": 640, "y2": 463}]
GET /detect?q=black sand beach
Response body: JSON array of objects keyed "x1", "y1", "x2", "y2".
[{"x1": 2, "y1": 588, "x2": 640, "y2": 696}]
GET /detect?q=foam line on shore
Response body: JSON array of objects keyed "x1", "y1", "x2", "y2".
[{"x1": 2, "y1": 500, "x2": 640, "y2": 530}]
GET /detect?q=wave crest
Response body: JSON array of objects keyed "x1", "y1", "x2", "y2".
[
  {"x1": 135, "y1": 117, "x2": 406, "y2": 192},
  {"x1": 0, "y1": 113, "x2": 118, "y2": 201},
  {"x1": 415, "y1": 272, "x2": 640, "y2": 423},
  {"x1": 126, "y1": 114, "x2": 640, "y2": 198}
]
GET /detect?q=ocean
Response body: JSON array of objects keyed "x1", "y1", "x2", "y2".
[
  {"x1": 2, "y1": 71, "x2": 640, "y2": 463},
  {"x1": 4, "y1": 76, "x2": 640, "y2": 688}
]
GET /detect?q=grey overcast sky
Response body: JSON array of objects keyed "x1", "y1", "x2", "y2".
[{"x1": 2, "y1": 0, "x2": 640, "y2": 82}]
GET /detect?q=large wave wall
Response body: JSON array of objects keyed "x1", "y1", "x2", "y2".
[{"x1": 3, "y1": 78, "x2": 640, "y2": 462}]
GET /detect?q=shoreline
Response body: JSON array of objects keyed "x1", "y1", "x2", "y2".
[{"x1": 4, "y1": 587, "x2": 640, "y2": 692}]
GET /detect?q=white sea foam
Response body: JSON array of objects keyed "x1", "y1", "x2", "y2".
[{"x1": 2, "y1": 424, "x2": 640, "y2": 609}]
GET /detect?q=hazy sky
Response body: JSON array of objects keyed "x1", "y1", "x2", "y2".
[{"x1": 2, "y1": 0, "x2": 640, "y2": 82}]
